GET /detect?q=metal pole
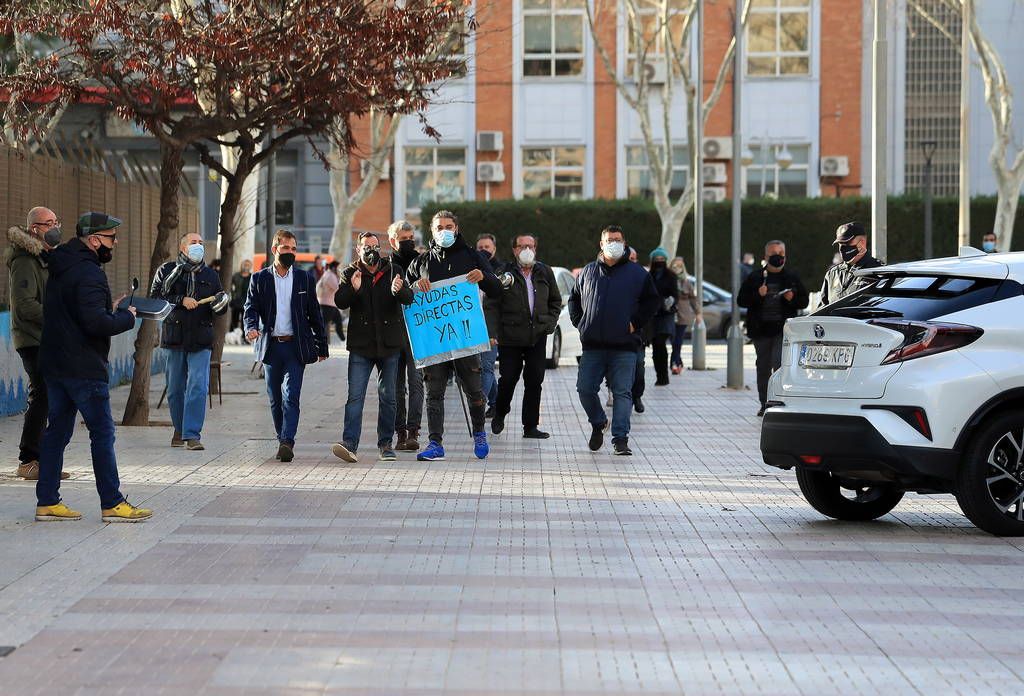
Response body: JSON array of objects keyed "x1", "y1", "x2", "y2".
[
  {"x1": 924, "y1": 154, "x2": 933, "y2": 259},
  {"x1": 726, "y1": 0, "x2": 744, "y2": 389},
  {"x1": 264, "y1": 128, "x2": 277, "y2": 268},
  {"x1": 871, "y1": 0, "x2": 888, "y2": 261},
  {"x1": 691, "y1": 0, "x2": 707, "y2": 371},
  {"x1": 958, "y1": 0, "x2": 971, "y2": 248}
]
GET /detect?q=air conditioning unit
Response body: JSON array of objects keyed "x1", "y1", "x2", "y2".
[
  {"x1": 702, "y1": 137, "x2": 733, "y2": 160},
  {"x1": 477, "y1": 161, "x2": 505, "y2": 183},
  {"x1": 477, "y1": 131, "x2": 504, "y2": 152},
  {"x1": 701, "y1": 163, "x2": 727, "y2": 185},
  {"x1": 636, "y1": 59, "x2": 668, "y2": 85},
  {"x1": 702, "y1": 186, "x2": 727, "y2": 203},
  {"x1": 820, "y1": 156, "x2": 850, "y2": 177},
  {"x1": 360, "y1": 159, "x2": 391, "y2": 180}
]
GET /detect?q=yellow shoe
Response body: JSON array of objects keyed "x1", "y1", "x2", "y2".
[
  {"x1": 35, "y1": 502, "x2": 82, "y2": 521},
  {"x1": 101, "y1": 501, "x2": 153, "y2": 523}
]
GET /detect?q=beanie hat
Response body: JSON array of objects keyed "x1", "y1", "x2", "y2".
[{"x1": 649, "y1": 247, "x2": 669, "y2": 260}]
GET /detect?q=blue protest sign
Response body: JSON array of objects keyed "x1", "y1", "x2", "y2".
[{"x1": 403, "y1": 274, "x2": 491, "y2": 368}]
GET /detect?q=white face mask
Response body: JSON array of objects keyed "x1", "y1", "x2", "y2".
[
  {"x1": 603, "y1": 241, "x2": 625, "y2": 261},
  {"x1": 518, "y1": 248, "x2": 536, "y2": 266},
  {"x1": 433, "y1": 229, "x2": 456, "y2": 248},
  {"x1": 186, "y1": 243, "x2": 205, "y2": 263}
]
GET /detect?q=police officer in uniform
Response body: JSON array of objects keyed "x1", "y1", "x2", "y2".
[{"x1": 820, "y1": 221, "x2": 884, "y2": 306}]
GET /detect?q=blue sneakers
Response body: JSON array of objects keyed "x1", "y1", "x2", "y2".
[
  {"x1": 473, "y1": 431, "x2": 489, "y2": 459},
  {"x1": 417, "y1": 441, "x2": 445, "y2": 461}
]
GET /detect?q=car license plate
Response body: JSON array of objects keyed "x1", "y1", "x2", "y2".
[{"x1": 799, "y1": 344, "x2": 855, "y2": 369}]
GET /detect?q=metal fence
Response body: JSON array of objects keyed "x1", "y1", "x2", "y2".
[{"x1": 0, "y1": 143, "x2": 200, "y2": 306}]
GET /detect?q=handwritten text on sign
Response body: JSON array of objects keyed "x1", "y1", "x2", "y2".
[{"x1": 403, "y1": 274, "x2": 490, "y2": 368}]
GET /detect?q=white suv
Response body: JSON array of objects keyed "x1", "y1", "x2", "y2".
[{"x1": 760, "y1": 249, "x2": 1024, "y2": 536}]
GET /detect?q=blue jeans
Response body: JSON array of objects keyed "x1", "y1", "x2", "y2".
[
  {"x1": 342, "y1": 352, "x2": 400, "y2": 451},
  {"x1": 576, "y1": 349, "x2": 637, "y2": 441},
  {"x1": 263, "y1": 339, "x2": 305, "y2": 445},
  {"x1": 165, "y1": 348, "x2": 211, "y2": 441},
  {"x1": 480, "y1": 345, "x2": 498, "y2": 407},
  {"x1": 36, "y1": 378, "x2": 124, "y2": 509}
]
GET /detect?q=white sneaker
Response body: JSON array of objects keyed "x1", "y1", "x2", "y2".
[{"x1": 331, "y1": 443, "x2": 358, "y2": 463}]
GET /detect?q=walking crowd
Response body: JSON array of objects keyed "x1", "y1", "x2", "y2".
[{"x1": 6, "y1": 200, "x2": 879, "y2": 523}]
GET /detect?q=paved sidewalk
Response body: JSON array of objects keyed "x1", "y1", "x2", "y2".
[{"x1": 0, "y1": 342, "x2": 1022, "y2": 695}]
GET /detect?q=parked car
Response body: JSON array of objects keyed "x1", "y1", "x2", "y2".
[
  {"x1": 546, "y1": 266, "x2": 583, "y2": 369},
  {"x1": 760, "y1": 249, "x2": 1024, "y2": 536},
  {"x1": 690, "y1": 277, "x2": 747, "y2": 339}
]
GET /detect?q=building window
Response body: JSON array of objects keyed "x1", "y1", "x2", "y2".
[
  {"x1": 522, "y1": 146, "x2": 585, "y2": 199},
  {"x1": 625, "y1": 1, "x2": 687, "y2": 78},
  {"x1": 522, "y1": 0, "x2": 585, "y2": 77},
  {"x1": 625, "y1": 145, "x2": 689, "y2": 199},
  {"x1": 404, "y1": 147, "x2": 467, "y2": 216},
  {"x1": 744, "y1": 144, "x2": 809, "y2": 198},
  {"x1": 747, "y1": 0, "x2": 811, "y2": 77}
]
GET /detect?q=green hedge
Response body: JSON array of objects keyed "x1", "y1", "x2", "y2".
[{"x1": 421, "y1": 196, "x2": 1022, "y2": 290}]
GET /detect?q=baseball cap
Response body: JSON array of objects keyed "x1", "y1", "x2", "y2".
[
  {"x1": 833, "y1": 221, "x2": 866, "y2": 245},
  {"x1": 76, "y1": 212, "x2": 122, "y2": 237}
]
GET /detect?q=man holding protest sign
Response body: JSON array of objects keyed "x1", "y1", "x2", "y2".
[
  {"x1": 406, "y1": 210, "x2": 502, "y2": 461},
  {"x1": 331, "y1": 232, "x2": 414, "y2": 463},
  {"x1": 486, "y1": 234, "x2": 562, "y2": 439}
]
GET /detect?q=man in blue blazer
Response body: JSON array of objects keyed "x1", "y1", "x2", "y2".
[{"x1": 243, "y1": 230, "x2": 328, "y2": 462}]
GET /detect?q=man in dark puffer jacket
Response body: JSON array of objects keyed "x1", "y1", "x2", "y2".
[
  {"x1": 151, "y1": 231, "x2": 229, "y2": 450},
  {"x1": 568, "y1": 225, "x2": 660, "y2": 456},
  {"x1": 331, "y1": 232, "x2": 414, "y2": 463}
]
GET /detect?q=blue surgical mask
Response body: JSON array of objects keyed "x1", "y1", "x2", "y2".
[
  {"x1": 433, "y1": 229, "x2": 456, "y2": 248},
  {"x1": 187, "y1": 243, "x2": 205, "y2": 263},
  {"x1": 982, "y1": 241, "x2": 997, "y2": 252}
]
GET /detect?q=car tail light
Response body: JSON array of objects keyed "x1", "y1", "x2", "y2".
[
  {"x1": 799, "y1": 455, "x2": 822, "y2": 465},
  {"x1": 868, "y1": 319, "x2": 983, "y2": 365}
]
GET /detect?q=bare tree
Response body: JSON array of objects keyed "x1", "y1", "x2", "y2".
[
  {"x1": 585, "y1": 0, "x2": 750, "y2": 255},
  {"x1": 909, "y1": 0, "x2": 1024, "y2": 250}
]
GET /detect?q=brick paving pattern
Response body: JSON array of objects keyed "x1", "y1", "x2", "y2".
[{"x1": 0, "y1": 343, "x2": 1021, "y2": 695}]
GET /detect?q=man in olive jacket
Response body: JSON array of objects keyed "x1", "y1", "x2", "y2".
[
  {"x1": 7, "y1": 207, "x2": 64, "y2": 480},
  {"x1": 486, "y1": 234, "x2": 562, "y2": 439},
  {"x1": 332, "y1": 232, "x2": 414, "y2": 463}
]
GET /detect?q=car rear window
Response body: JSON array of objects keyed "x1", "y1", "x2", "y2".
[{"x1": 815, "y1": 275, "x2": 1022, "y2": 321}]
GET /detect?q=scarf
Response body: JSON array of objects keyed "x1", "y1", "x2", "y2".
[{"x1": 162, "y1": 251, "x2": 204, "y2": 298}]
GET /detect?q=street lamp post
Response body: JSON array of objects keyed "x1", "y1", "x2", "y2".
[
  {"x1": 921, "y1": 140, "x2": 937, "y2": 259},
  {"x1": 726, "y1": 0, "x2": 744, "y2": 390},
  {"x1": 264, "y1": 127, "x2": 277, "y2": 268},
  {"x1": 692, "y1": 0, "x2": 707, "y2": 370}
]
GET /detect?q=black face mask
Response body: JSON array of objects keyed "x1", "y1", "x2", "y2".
[
  {"x1": 361, "y1": 248, "x2": 381, "y2": 267},
  {"x1": 96, "y1": 243, "x2": 113, "y2": 264},
  {"x1": 650, "y1": 260, "x2": 666, "y2": 271},
  {"x1": 278, "y1": 252, "x2": 296, "y2": 269},
  {"x1": 398, "y1": 240, "x2": 416, "y2": 257},
  {"x1": 839, "y1": 245, "x2": 860, "y2": 263},
  {"x1": 767, "y1": 254, "x2": 786, "y2": 269}
]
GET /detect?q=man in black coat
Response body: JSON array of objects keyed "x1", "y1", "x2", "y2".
[
  {"x1": 387, "y1": 220, "x2": 424, "y2": 451},
  {"x1": 486, "y1": 234, "x2": 562, "y2": 439},
  {"x1": 151, "y1": 231, "x2": 229, "y2": 450},
  {"x1": 738, "y1": 239, "x2": 810, "y2": 416},
  {"x1": 35, "y1": 212, "x2": 152, "y2": 522},
  {"x1": 331, "y1": 232, "x2": 414, "y2": 463},
  {"x1": 405, "y1": 210, "x2": 502, "y2": 461}
]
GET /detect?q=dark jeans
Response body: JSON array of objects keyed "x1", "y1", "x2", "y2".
[
  {"x1": 577, "y1": 349, "x2": 637, "y2": 441},
  {"x1": 263, "y1": 339, "x2": 305, "y2": 445},
  {"x1": 230, "y1": 305, "x2": 244, "y2": 331},
  {"x1": 36, "y1": 377, "x2": 124, "y2": 509},
  {"x1": 632, "y1": 346, "x2": 646, "y2": 399},
  {"x1": 320, "y1": 304, "x2": 345, "y2": 341},
  {"x1": 342, "y1": 351, "x2": 400, "y2": 451},
  {"x1": 651, "y1": 333, "x2": 671, "y2": 384},
  {"x1": 495, "y1": 337, "x2": 548, "y2": 429},
  {"x1": 423, "y1": 354, "x2": 485, "y2": 443},
  {"x1": 395, "y1": 344, "x2": 423, "y2": 432},
  {"x1": 17, "y1": 346, "x2": 47, "y2": 464},
  {"x1": 670, "y1": 324, "x2": 688, "y2": 367},
  {"x1": 480, "y1": 345, "x2": 498, "y2": 407},
  {"x1": 752, "y1": 333, "x2": 785, "y2": 406}
]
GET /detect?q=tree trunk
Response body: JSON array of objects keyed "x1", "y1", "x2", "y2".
[
  {"x1": 657, "y1": 199, "x2": 691, "y2": 258},
  {"x1": 121, "y1": 141, "x2": 183, "y2": 425},
  {"x1": 212, "y1": 149, "x2": 255, "y2": 365},
  {"x1": 328, "y1": 154, "x2": 357, "y2": 262},
  {"x1": 994, "y1": 174, "x2": 1023, "y2": 251}
]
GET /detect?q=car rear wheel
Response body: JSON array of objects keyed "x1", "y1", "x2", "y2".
[
  {"x1": 955, "y1": 413, "x2": 1024, "y2": 536},
  {"x1": 546, "y1": 329, "x2": 561, "y2": 370},
  {"x1": 795, "y1": 468, "x2": 904, "y2": 521}
]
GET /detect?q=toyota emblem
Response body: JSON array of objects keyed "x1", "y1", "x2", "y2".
[{"x1": 814, "y1": 324, "x2": 825, "y2": 339}]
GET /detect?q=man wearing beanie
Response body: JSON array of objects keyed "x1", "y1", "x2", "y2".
[
  {"x1": 34, "y1": 212, "x2": 152, "y2": 522},
  {"x1": 645, "y1": 247, "x2": 679, "y2": 387},
  {"x1": 820, "y1": 221, "x2": 883, "y2": 306}
]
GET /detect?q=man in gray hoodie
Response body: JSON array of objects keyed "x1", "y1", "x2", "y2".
[{"x1": 7, "y1": 207, "x2": 65, "y2": 480}]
